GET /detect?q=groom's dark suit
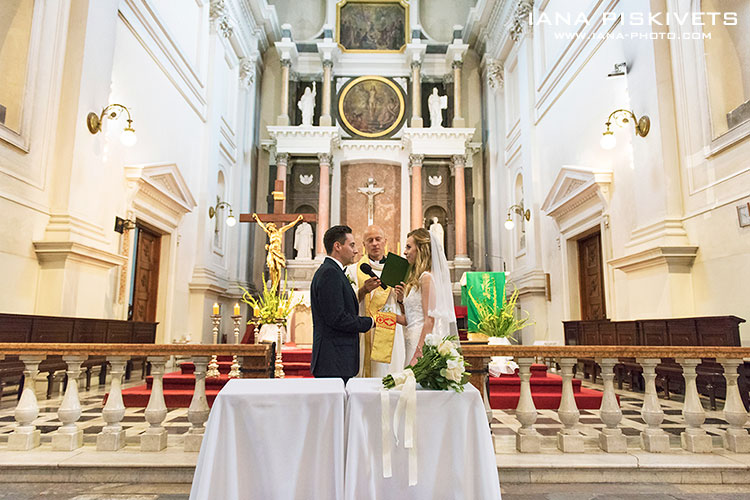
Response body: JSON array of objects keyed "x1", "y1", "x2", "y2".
[{"x1": 310, "y1": 257, "x2": 373, "y2": 379}]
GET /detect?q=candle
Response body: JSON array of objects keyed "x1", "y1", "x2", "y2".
[
  {"x1": 233, "y1": 302, "x2": 241, "y2": 316},
  {"x1": 212, "y1": 302, "x2": 220, "y2": 315},
  {"x1": 253, "y1": 305, "x2": 260, "y2": 318}
]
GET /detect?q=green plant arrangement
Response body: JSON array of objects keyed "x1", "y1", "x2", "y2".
[
  {"x1": 467, "y1": 281, "x2": 533, "y2": 340},
  {"x1": 240, "y1": 272, "x2": 299, "y2": 325}
]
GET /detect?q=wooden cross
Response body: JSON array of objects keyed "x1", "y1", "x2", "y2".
[{"x1": 239, "y1": 180, "x2": 317, "y2": 225}]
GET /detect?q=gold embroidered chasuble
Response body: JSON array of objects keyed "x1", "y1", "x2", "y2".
[{"x1": 356, "y1": 255, "x2": 391, "y2": 377}]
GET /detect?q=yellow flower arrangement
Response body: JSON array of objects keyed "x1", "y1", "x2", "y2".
[
  {"x1": 240, "y1": 272, "x2": 299, "y2": 325},
  {"x1": 467, "y1": 282, "x2": 532, "y2": 340}
]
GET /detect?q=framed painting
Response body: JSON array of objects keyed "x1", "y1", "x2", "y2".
[
  {"x1": 337, "y1": 76, "x2": 406, "y2": 138},
  {"x1": 336, "y1": 0, "x2": 409, "y2": 53}
]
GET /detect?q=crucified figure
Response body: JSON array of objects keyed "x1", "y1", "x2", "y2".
[{"x1": 253, "y1": 213, "x2": 303, "y2": 289}]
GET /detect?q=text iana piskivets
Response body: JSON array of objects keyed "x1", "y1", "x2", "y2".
[{"x1": 524, "y1": 11, "x2": 738, "y2": 27}]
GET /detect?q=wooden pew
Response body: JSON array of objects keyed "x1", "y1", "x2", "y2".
[{"x1": 0, "y1": 313, "x2": 157, "y2": 400}]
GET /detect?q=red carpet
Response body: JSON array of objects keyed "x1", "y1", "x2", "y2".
[
  {"x1": 488, "y1": 364, "x2": 610, "y2": 410},
  {"x1": 120, "y1": 347, "x2": 313, "y2": 407}
]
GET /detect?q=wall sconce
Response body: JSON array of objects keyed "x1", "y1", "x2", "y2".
[
  {"x1": 504, "y1": 204, "x2": 530, "y2": 231},
  {"x1": 114, "y1": 216, "x2": 136, "y2": 234},
  {"x1": 87, "y1": 104, "x2": 137, "y2": 146},
  {"x1": 209, "y1": 200, "x2": 236, "y2": 227},
  {"x1": 600, "y1": 109, "x2": 650, "y2": 150}
]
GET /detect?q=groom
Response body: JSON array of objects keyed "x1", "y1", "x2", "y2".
[{"x1": 310, "y1": 225, "x2": 375, "y2": 381}]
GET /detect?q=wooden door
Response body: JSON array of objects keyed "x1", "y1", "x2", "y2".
[
  {"x1": 131, "y1": 226, "x2": 161, "y2": 322},
  {"x1": 578, "y1": 231, "x2": 606, "y2": 320}
]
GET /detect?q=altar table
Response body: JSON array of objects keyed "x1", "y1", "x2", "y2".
[
  {"x1": 189, "y1": 378, "x2": 345, "y2": 500},
  {"x1": 344, "y1": 378, "x2": 501, "y2": 500}
]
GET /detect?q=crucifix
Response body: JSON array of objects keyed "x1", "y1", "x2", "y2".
[
  {"x1": 357, "y1": 177, "x2": 384, "y2": 226},
  {"x1": 240, "y1": 179, "x2": 317, "y2": 289}
]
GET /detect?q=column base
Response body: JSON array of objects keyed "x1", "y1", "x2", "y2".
[
  {"x1": 8, "y1": 430, "x2": 41, "y2": 450},
  {"x1": 453, "y1": 117, "x2": 466, "y2": 128},
  {"x1": 320, "y1": 115, "x2": 332, "y2": 126},
  {"x1": 641, "y1": 430, "x2": 670, "y2": 452},
  {"x1": 410, "y1": 117, "x2": 423, "y2": 128},
  {"x1": 97, "y1": 429, "x2": 126, "y2": 451},
  {"x1": 724, "y1": 430, "x2": 750, "y2": 453},
  {"x1": 516, "y1": 431, "x2": 541, "y2": 453},
  {"x1": 557, "y1": 432, "x2": 584, "y2": 453},
  {"x1": 276, "y1": 115, "x2": 290, "y2": 126},
  {"x1": 184, "y1": 431, "x2": 205, "y2": 452},
  {"x1": 599, "y1": 429, "x2": 627, "y2": 453},
  {"x1": 681, "y1": 431, "x2": 713, "y2": 453},
  {"x1": 140, "y1": 429, "x2": 168, "y2": 452},
  {"x1": 52, "y1": 429, "x2": 83, "y2": 451}
]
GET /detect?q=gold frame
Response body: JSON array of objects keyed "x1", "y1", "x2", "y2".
[
  {"x1": 336, "y1": 0, "x2": 410, "y2": 53},
  {"x1": 338, "y1": 76, "x2": 406, "y2": 138}
]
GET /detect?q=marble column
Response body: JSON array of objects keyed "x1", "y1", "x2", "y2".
[
  {"x1": 320, "y1": 60, "x2": 333, "y2": 126},
  {"x1": 276, "y1": 153, "x2": 289, "y2": 213},
  {"x1": 452, "y1": 60, "x2": 465, "y2": 128},
  {"x1": 278, "y1": 59, "x2": 291, "y2": 125},
  {"x1": 452, "y1": 154, "x2": 468, "y2": 257},
  {"x1": 316, "y1": 153, "x2": 332, "y2": 256},
  {"x1": 409, "y1": 154, "x2": 424, "y2": 229},
  {"x1": 411, "y1": 61, "x2": 423, "y2": 128}
]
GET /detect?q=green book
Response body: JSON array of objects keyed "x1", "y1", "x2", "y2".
[{"x1": 379, "y1": 252, "x2": 409, "y2": 288}]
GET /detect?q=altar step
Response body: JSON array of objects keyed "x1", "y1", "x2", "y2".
[
  {"x1": 488, "y1": 364, "x2": 608, "y2": 410},
  {"x1": 120, "y1": 347, "x2": 313, "y2": 407}
]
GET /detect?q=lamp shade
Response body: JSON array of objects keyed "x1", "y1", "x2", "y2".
[
  {"x1": 504, "y1": 219, "x2": 515, "y2": 231},
  {"x1": 226, "y1": 214, "x2": 237, "y2": 227},
  {"x1": 600, "y1": 131, "x2": 616, "y2": 150},
  {"x1": 121, "y1": 128, "x2": 137, "y2": 146}
]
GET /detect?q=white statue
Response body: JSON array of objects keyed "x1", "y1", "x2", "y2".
[
  {"x1": 429, "y1": 216, "x2": 444, "y2": 249},
  {"x1": 298, "y1": 82, "x2": 317, "y2": 127},
  {"x1": 293, "y1": 221, "x2": 314, "y2": 260},
  {"x1": 428, "y1": 87, "x2": 448, "y2": 128}
]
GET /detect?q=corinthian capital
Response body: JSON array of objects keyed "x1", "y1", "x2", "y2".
[
  {"x1": 239, "y1": 58, "x2": 255, "y2": 87},
  {"x1": 487, "y1": 60, "x2": 504, "y2": 91},
  {"x1": 509, "y1": 0, "x2": 533, "y2": 42},
  {"x1": 317, "y1": 153, "x2": 332, "y2": 165}
]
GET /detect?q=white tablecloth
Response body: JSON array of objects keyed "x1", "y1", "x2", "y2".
[
  {"x1": 190, "y1": 378, "x2": 346, "y2": 500},
  {"x1": 344, "y1": 378, "x2": 501, "y2": 500}
]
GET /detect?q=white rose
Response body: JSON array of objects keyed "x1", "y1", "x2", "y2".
[
  {"x1": 437, "y1": 340, "x2": 454, "y2": 356},
  {"x1": 446, "y1": 365, "x2": 464, "y2": 382},
  {"x1": 424, "y1": 333, "x2": 439, "y2": 347},
  {"x1": 446, "y1": 358, "x2": 460, "y2": 370}
]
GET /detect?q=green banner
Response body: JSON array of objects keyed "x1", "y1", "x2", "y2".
[{"x1": 461, "y1": 272, "x2": 506, "y2": 332}]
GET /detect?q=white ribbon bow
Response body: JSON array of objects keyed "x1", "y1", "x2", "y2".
[{"x1": 381, "y1": 369, "x2": 418, "y2": 486}]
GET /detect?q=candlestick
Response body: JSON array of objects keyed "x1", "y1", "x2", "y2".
[
  {"x1": 274, "y1": 320, "x2": 286, "y2": 379},
  {"x1": 233, "y1": 302, "x2": 241, "y2": 316},
  {"x1": 212, "y1": 302, "x2": 220, "y2": 315},
  {"x1": 206, "y1": 314, "x2": 221, "y2": 378},
  {"x1": 228, "y1": 315, "x2": 242, "y2": 378}
]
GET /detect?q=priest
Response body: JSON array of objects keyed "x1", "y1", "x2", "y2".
[{"x1": 346, "y1": 225, "x2": 405, "y2": 377}]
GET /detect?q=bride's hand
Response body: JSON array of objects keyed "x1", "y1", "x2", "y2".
[
  {"x1": 394, "y1": 282, "x2": 405, "y2": 303},
  {"x1": 408, "y1": 352, "x2": 420, "y2": 366}
]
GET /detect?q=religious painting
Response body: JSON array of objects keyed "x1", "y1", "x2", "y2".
[
  {"x1": 337, "y1": 76, "x2": 406, "y2": 139},
  {"x1": 336, "y1": 0, "x2": 409, "y2": 53}
]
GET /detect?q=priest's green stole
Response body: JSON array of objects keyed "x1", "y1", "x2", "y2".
[{"x1": 461, "y1": 272, "x2": 506, "y2": 332}]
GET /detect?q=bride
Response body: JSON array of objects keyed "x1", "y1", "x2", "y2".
[{"x1": 394, "y1": 228, "x2": 458, "y2": 366}]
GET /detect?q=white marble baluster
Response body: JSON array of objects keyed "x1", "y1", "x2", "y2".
[
  {"x1": 677, "y1": 358, "x2": 712, "y2": 452},
  {"x1": 9, "y1": 355, "x2": 45, "y2": 450},
  {"x1": 637, "y1": 358, "x2": 670, "y2": 452},
  {"x1": 185, "y1": 356, "x2": 211, "y2": 452},
  {"x1": 515, "y1": 357, "x2": 541, "y2": 452},
  {"x1": 52, "y1": 355, "x2": 87, "y2": 451},
  {"x1": 97, "y1": 356, "x2": 129, "y2": 450},
  {"x1": 556, "y1": 358, "x2": 583, "y2": 452},
  {"x1": 141, "y1": 356, "x2": 168, "y2": 451},
  {"x1": 597, "y1": 357, "x2": 626, "y2": 452},
  {"x1": 719, "y1": 359, "x2": 750, "y2": 453}
]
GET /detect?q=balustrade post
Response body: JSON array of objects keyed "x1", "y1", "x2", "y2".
[
  {"x1": 515, "y1": 357, "x2": 541, "y2": 452},
  {"x1": 596, "y1": 358, "x2": 626, "y2": 452},
  {"x1": 637, "y1": 358, "x2": 670, "y2": 452},
  {"x1": 141, "y1": 356, "x2": 168, "y2": 451},
  {"x1": 97, "y1": 356, "x2": 129, "y2": 450},
  {"x1": 185, "y1": 356, "x2": 211, "y2": 452},
  {"x1": 9, "y1": 355, "x2": 45, "y2": 450},
  {"x1": 677, "y1": 358, "x2": 713, "y2": 452},
  {"x1": 52, "y1": 355, "x2": 87, "y2": 451},
  {"x1": 557, "y1": 358, "x2": 583, "y2": 452},
  {"x1": 719, "y1": 359, "x2": 750, "y2": 453}
]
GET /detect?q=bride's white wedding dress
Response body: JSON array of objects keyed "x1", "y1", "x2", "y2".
[{"x1": 402, "y1": 272, "x2": 429, "y2": 365}]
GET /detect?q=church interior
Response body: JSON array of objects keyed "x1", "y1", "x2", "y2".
[{"x1": 1, "y1": 0, "x2": 750, "y2": 498}]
